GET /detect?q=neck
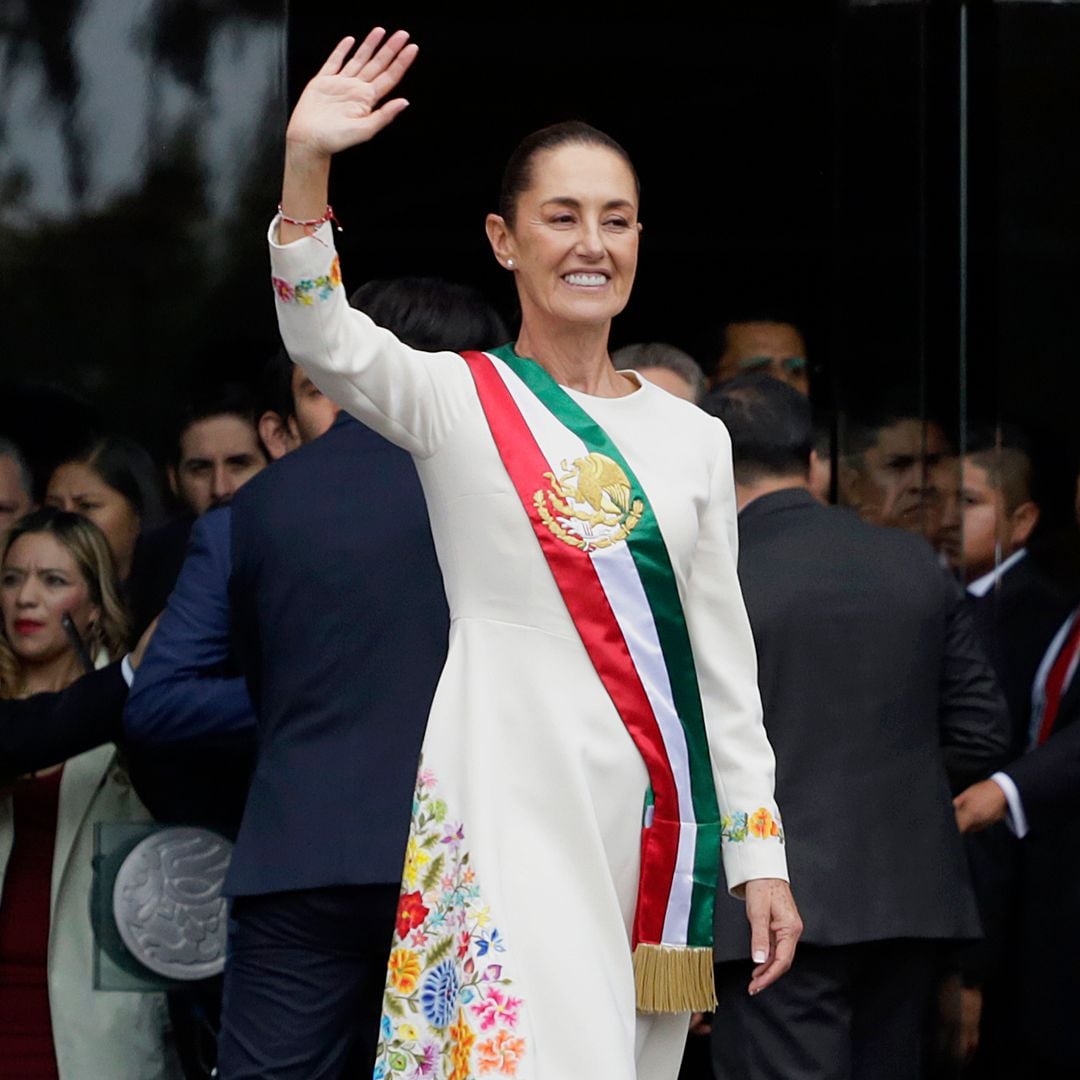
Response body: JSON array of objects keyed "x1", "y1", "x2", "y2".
[
  {"x1": 21, "y1": 651, "x2": 86, "y2": 697},
  {"x1": 736, "y1": 475, "x2": 811, "y2": 513},
  {"x1": 515, "y1": 320, "x2": 635, "y2": 398}
]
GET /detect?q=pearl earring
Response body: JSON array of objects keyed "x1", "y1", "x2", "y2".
[{"x1": 506, "y1": 259, "x2": 515, "y2": 269}]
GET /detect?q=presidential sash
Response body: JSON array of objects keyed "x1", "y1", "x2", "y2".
[{"x1": 462, "y1": 345, "x2": 722, "y2": 1013}]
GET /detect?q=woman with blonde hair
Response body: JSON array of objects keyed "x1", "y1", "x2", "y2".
[{"x1": 0, "y1": 508, "x2": 179, "y2": 1078}]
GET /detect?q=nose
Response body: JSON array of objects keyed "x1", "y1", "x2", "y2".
[
  {"x1": 211, "y1": 464, "x2": 234, "y2": 505},
  {"x1": 575, "y1": 218, "x2": 605, "y2": 260},
  {"x1": 15, "y1": 575, "x2": 41, "y2": 609}
]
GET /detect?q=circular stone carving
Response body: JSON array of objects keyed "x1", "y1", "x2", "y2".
[{"x1": 113, "y1": 826, "x2": 233, "y2": 980}]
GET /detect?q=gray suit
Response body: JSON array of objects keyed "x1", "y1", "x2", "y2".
[{"x1": 712, "y1": 488, "x2": 1009, "y2": 1080}]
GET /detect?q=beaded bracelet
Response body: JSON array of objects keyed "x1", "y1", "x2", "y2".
[{"x1": 277, "y1": 204, "x2": 343, "y2": 242}]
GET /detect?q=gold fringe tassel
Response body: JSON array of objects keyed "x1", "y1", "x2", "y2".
[{"x1": 633, "y1": 943, "x2": 717, "y2": 1013}]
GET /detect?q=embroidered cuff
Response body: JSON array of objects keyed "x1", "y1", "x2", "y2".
[{"x1": 721, "y1": 808, "x2": 784, "y2": 844}]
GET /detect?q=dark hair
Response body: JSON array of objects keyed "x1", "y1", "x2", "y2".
[
  {"x1": 0, "y1": 437, "x2": 34, "y2": 500},
  {"x1": 349, "y1": 278, "x2": 508, "y2": 353},
  {"x1": 842, "y1": 403, "x2": 951, "y2": 462},
  {"x1": 965, "y1": 423, "x2": 1035, "y2": 513},
  {"x1": 498, "y1": 121, "x2": 640, "y2": 228},
  {"x1": 701, "y1": 374, "x2": 813, "y2": 484},
  {"x1": 260, "y1": 349, "x2": 297, "y2": 422},
  {"x1": 171, "y1": 382, "x2": 264, "y2": 466},
  {"x1": 59, "y1": 435, "x2": 168, "y2": 533}
]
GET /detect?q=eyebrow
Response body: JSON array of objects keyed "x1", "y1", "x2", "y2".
[
  {"x1": 540, "y1": 197, "x2": 636, "y2": 212},
  {"x1": 225, "y1": 454, "x2": 258, "y2": 466}
]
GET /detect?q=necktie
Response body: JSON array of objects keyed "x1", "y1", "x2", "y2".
[{"x1": 1036, "y1": 614, "x2": 1080, "y2": 745}]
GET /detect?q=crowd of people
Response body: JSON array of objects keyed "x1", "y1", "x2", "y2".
[{"x1": 1, "y1": 25, "x2": 1078, "y2": 1080}]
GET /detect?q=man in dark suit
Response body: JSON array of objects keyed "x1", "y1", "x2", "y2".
[
  {"x1": 954, "y1": 612, "x2": 1080, "y2": 1078},
  {"x1": 702, "y1": 375, "x2": 1009, "y2": 1080}
]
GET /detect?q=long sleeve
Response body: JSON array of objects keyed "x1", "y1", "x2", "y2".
[
  {"x1": 123, "y1": 508, "x2": 254, "y2": 744},
  {"x1": 0, "y1": 663, "x2": 126, "y2": 779},
  {"x1": 1003, "y1": 718, "x2": 1080, "y2": 832},
  {"x1": 937, "y1": 575, "x2": 1011, "y2": 791},
  {"x1": 268, "y1": 219, "x2": 474, "y2": 457},
  {"x1": 685, "y1": 423, "x2": 789, "y2": 891}
]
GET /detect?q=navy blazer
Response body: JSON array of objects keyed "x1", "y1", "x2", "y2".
[{"x1": 225, "y1": 412, "x2": 448, "y2": 896}]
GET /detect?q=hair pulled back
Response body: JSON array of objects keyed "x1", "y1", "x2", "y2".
[{"x1": 498, "y1": 121, "x2": 640, "y2": 228}]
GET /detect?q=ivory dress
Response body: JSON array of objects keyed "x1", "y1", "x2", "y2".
[{"x1": 269, "y1": 221, "x2": 789, "y2": 1080}]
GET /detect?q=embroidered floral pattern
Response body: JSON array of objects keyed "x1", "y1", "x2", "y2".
[
  {"x1": 375, "y1": 764, "x2": 527, "y2": 1078},
  {"x1": 270, "y1": 256, "x2": 342, "y2": 305},
  {"x1": 721, "y1": 808, "x2": 784, "y2": 844}
]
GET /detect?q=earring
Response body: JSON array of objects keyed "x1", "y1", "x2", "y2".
[{"x1": 506, "y1": 259, "x2": 515, "y2": 269}]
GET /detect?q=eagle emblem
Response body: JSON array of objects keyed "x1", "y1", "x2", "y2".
[{"x1": 534, "y1": 452, "x2": 644, "y2": 552}]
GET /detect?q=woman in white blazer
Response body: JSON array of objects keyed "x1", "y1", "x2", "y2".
[{"x1": 0, "y1": 508, "x2": 179, "y2": 1078}]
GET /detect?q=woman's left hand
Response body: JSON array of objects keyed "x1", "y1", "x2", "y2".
[{"x1": 744, "y1": 877, "x2": 802, "y2": 995}]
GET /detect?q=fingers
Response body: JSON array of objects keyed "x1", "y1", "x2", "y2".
[
  {"x1": 319, "y1": 36, "x2": 356, "y2": 76},
  {"x1": 745, "y1": 885, "x2": 772, "y2": 967},
  {"x1": 341, "y1": 27, "x2": 387, "y2": 77},
  {"x1": 743, "y1": 879, "x2": 803, "y2": 996},
  {"x1": 748, "y1": 926, "x2": 798, "y2": 995},
  {"x1": 362, "y1": 98, "x2": 411, "y2": 139},
  {"x1": 359, "y1": 29, "x2": 413, "y2": 83},
  {"x1": 371, "y1": 42, "x2": 420, "y2": 102}
]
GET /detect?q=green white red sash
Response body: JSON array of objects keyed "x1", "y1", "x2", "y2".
[{"x1": 461, "y1": 345, "x2": 721, "y2": 1013}]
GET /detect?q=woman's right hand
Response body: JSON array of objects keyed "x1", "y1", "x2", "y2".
[{"x1": 286, "y1": 29, "x2": 418, "y2": 161}]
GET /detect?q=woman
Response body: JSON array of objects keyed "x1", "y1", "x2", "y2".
[
  {"x1": 45, "y1": 435, "x2": 168, "y2": 583},
  {"x1": 270, "y1": 30, "x2": 801, "y2": 1079},
  {"x1": 0, "y1": 508, "x2": 178, "y2": 1079}
]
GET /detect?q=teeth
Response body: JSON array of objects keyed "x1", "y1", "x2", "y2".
[{"x1": 564, "y1": 273, "x2": 607, "y2": 286}]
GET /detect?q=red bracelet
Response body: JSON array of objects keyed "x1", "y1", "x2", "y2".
[{"x1": 277, "y1": 204, "x2": 343, "y2": 233}]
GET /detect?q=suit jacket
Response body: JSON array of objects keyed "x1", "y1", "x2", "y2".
[
  {"x1": 225, "y1": 412, "x2": 448, "y2": 896},
  {"x1": 0, "y1": 745, "x2": 181, "y2": 1079},
  {"x1": 1005, "y1": 625, "x2": 1080, "y2": 1065},
  {"x1": 127, "y1": 515, "x2": 195, "y2": 639},
  {"x1": 713, "y1": 489, "x2": 1009, "y2": 960},
  {"x1": 969, "y1": 552, "x2": 1078, "y2": 755},
  {"x1": 123, "y1": 508, "x2": 256, "y2": 836},
  {"x1": 0, "y1": 662, "x2": 126, "y2": 779}
]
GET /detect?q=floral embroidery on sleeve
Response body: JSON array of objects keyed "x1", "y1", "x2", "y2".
[
  {"x1": 375, "y1": 762, "x2": 527, "y2": 1078},
  {"x1": 270, "y1": 256, "x2": 342, "y2": 305},
  {"x1": 721, "y1": 807, "x2": 784, "y2": 844}
]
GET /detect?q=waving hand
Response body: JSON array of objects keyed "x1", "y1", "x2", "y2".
[{"x1": 280, "y1": 29, "x2": 418, "y2": 241}]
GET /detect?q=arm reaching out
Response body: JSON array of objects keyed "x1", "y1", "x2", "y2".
[{"x1": 281, "y1": 29, "x2": 419, "y2": 241}]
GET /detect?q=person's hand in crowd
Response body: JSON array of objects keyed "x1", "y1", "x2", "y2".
[
  {"x1": 130, "y1": 615, "x2": 160, "y2": 671},
  {"x1": 936, "y1": 974, "x2": 982, "y2": 1064},
  {"x1": 953, "y1": 778, "x2": 1007, "y2": 833},
  {"x1": 744, "y1": 878, "x2": 803, "y2": 995}
]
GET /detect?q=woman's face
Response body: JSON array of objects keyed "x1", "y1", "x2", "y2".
[
  {"x1": 1, "y1": 532, "x2": 98, "y2": 666},
  {"x1": 46, "y1": 462, "x2": 139, "y2": 577},
  {"x1": 489, "y1": 143, "x2": 641, "y2": 330}
]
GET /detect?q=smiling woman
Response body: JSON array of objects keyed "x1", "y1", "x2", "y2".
[
  {"x1": 0, "y1": 508, "x2": 176, "y2": 1079},
  {"x1": 251, "y1": 27, "x2": 801, "y2": 1080}
]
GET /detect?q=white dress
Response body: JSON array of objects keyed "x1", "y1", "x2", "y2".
[{"x1": 269, "y1": 222, "x2": 789, "y2": 1080}]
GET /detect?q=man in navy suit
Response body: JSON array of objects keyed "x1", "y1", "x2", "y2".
[{"x1": 125, "y1": 279, "x2": 504, "y2": 1078}]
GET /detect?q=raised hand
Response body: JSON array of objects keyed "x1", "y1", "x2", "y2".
[
  {"x1": 280, "y1": 29, "x2": 418, "y2": 240},
  {"x1": 287, "y1": 29, "x2": 418, "y2": 158}
]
